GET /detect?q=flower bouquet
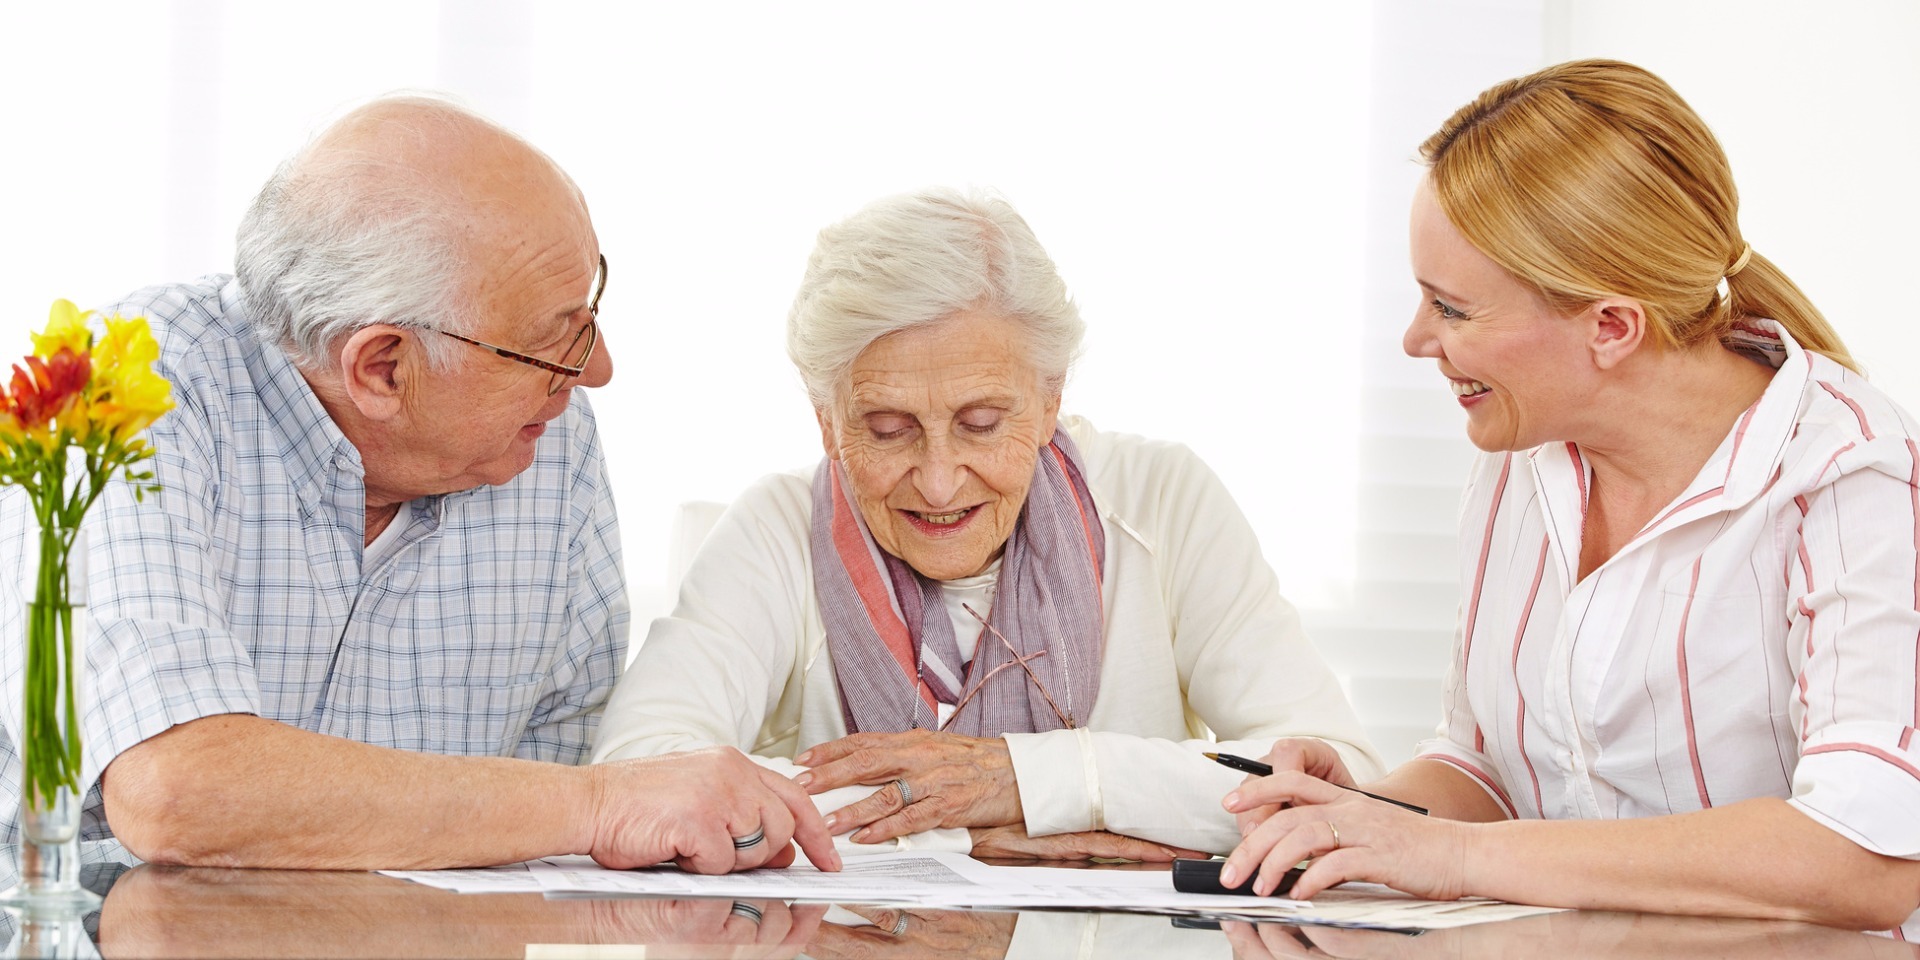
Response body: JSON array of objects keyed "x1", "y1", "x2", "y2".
[{"x1": 1, "y1": 300, "x2": 170, "y2": 909}]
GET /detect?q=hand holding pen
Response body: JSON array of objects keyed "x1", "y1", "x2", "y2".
[{"x1": 1204, "y1": 752, "x2": 1429, "y2": 816}]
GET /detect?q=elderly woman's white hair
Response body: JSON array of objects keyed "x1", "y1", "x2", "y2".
[
  {"x1": 234, "y1": 95, "x2": 552, "y2": 372},
  {"x1": 787, "y1": 187, "x2": 1085, "y2": 408}
]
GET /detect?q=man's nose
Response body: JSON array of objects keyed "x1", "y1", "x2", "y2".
[{"x1": 578, "y1": 322, "x2": 613, "y2": 387}]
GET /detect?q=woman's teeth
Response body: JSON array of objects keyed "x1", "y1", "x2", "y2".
[
  {"x1": 918, "y1": 509, "x2": 970, "y2": 525},
  {"x1": 1452, "y1": 380, "x2": 1491, "y2": 397}
]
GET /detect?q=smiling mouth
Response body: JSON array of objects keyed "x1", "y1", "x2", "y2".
[
  {"x1": 900, "y1": 505, "x2": 980, "y2": 533},
  {"x1": 1451, "y1": 379, "x2": 1491, "y2": 397}
]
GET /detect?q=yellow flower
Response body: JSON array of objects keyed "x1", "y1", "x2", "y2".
[
  {"x1": 92, "y1": 363, "x2": 173, "y2": 440},
  {"x1": 94, "y1": 314, "x2": 159, "y2": 371},
  {"x1": 33, "y1": 300, "x2": 94, "y2": 360},
  {"x1": 84, "y1": 314, "x2": 172, "y2": 442}
]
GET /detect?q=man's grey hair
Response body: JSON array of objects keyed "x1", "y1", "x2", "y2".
[
  {"x1": 234, "y1": 96, "x2": 503, "y2": 372},
  {"x1": 786, "y1": 187, "x2": 1084, "y2": 409}
]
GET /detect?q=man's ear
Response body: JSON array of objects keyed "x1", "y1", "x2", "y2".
[
  {"x1": 814, "y1": 405, "x2": 839, "y2": 459},
  {"x1": 1586, "y1": 298, "x2": 1648, "y2": 371},
  {"x1": 337, "y1": 325, "x2": 412, "y2": 420}
]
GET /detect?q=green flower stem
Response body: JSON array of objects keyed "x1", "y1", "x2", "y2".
[{"x1": 18, "y1": 438, "x2": 115, "y2": 812}]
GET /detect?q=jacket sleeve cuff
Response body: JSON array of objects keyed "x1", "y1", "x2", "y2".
[{"x1": 1005, "y1": 728, "x2": 1101, "y2": 836}]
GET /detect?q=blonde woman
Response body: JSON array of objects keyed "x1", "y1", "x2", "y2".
[{"x1": 1222, "y1": 60, "x2": 1920, "y2": 935}]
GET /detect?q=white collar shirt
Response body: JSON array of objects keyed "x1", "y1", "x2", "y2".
[{"x1": 1414, "y1": 321, "x2": 1920, "y2": 937}]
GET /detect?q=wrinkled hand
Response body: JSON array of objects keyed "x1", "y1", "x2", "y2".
[
  {"x1": 612, "y1": 899, "x2": 829, "y2": 960},
  {"x1": 1220, "y1": 771, "x2": 1469, "y2": 900},
  {"x1": 1232, "y1": 739, "x2": 1359, "y2": 842},
  {"x1": 804, "y1": 903, "x2": 1017, "y2": 960},
  {"x1": 967, "y1": 824, "x2": 1206, "y2": 862},
  {"x1": 587, "y1": 746, "x2": 841, "y2": 874},
  {"x1": 795, "y1": 730, "x2": 1021, "y2": 843}
]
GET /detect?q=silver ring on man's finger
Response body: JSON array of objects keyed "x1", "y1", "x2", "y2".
[
  {"x1": 893, "y1": 778, "x2": 913, "y2": 806},
  {"x1": 732, "y1": 827, "x2": 766, "y2": 850},
  {"x1": 729, "y1": 901, "x2": 764, "y2": 925},
  {"x1": 889, "y1": 911, "x2": 911, "y2": 936}
]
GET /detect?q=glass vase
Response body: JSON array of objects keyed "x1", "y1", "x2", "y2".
[{"x1": 2, "y1": 527, "x2": 99, "y2": 911}]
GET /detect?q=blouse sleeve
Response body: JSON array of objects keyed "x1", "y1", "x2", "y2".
[
  {"x1": 591, "y1": 475, "x2": 814, "y2": 764},
  {"x1": 1783, "y1": 457, "x2": 1920, "y2": 860},
  {"x1": 1005, "y1": 435, "x2": 1384, "y2": 853}
]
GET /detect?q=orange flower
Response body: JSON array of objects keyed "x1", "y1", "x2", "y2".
[{"x1": 5, "y1": 348, "x2": 91, "y2": 434}]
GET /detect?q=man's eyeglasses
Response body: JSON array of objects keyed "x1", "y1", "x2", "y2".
[{"x1": 439, "y1": 254, "x2": 606, "y2": 396}]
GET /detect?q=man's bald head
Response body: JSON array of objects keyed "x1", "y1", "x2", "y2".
[{"x1": 235, "y1": 96, "x2": 590, "y2": 372}]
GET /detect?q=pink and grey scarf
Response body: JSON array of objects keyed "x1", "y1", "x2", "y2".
[{"x1": 809, "y1": 429, "x2": 1106, "y2": 736}]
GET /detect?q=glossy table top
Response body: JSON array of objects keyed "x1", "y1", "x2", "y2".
[{"x1": 4, "y1": 844, "x2": 1915, "y2": 959}]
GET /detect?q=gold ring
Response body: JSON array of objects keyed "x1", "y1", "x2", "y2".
[{"x1": 1327, "y1": 821, "x2": 1341, "y2": 849}]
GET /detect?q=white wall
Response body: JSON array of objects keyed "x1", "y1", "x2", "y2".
[
  {"x1": 1550, "y1": 0, "x2": 1920, "y2": 407},
  {"x1": 0, "y1": 1, "x2": 1377, "y2": 615},
  {"x1": 1, "y1": 1, "x2": 1915, "y2": 769}
]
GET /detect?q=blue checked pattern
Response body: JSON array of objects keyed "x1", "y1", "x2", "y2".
[{"x1": 0, "y1": 277, "x2": 629, "y2": 842}]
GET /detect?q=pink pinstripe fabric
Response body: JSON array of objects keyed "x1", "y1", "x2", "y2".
[{"x1": 1414, "y1": 322, "x2": 1920, "y2": 936}]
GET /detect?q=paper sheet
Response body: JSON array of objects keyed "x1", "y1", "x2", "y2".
[{"x1": 383, "y1": 853, "x2": 1563, "y2": 930}]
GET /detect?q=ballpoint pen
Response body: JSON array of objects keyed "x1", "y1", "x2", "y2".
[{"x1": 1204, "y1": 751, "x2": 1430, "y2": 816}]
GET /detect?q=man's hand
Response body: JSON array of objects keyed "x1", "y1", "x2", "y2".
[
  {"x1": 587, "y1": 747, "x2": 841, "y2": 874},
  {"x1": 794, "y1": 731, "x2": 1021, "y2": 843}
]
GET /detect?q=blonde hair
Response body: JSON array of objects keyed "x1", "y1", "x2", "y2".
[{"x1": 1420, "y1": 59, "x2": 1857, "y2": 372}]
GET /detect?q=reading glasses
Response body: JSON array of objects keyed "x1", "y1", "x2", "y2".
[{"x1": 439, "y1": 254, "x2": 606, "y2": 396}]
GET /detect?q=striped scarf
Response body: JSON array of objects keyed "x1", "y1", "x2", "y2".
[{"x1": 808, "y1": 429, "x2": 1106, "y2": 736}]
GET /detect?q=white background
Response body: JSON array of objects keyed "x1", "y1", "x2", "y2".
[{"x1": 3, "y1": 1, "x2": 1914, "y2": 764}]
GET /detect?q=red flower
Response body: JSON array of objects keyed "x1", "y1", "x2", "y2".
[{"x1": 4, "y1": 347, "x2": 91, "y2": 430}]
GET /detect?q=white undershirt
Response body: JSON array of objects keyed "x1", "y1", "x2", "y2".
[
  {"x1": 362, "y1": 501, "x2": 413, "y2": 571},
  {"x1": 933, "y1": 558, "x2": 1000, "y2": 727}
]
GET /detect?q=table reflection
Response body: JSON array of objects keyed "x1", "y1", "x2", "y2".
[{"x1": 1, "y1": 844, "x2": 1912, "y2": 959}]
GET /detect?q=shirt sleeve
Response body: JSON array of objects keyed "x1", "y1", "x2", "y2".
[
  {"x1": 589, "y1": 476, "x2": 966, "y2": 856},
  {"x1": 513, "y1": 401, "x2": 630, "y2": 764},
  {"x1": 0, "y1": 375, "x2": 263, "y2": 841},
  {"x1": 1004, "y1": 437, "x2": 1385, "y2": 854},
  {"x1": 1783, "y1": 459, "x2": 1920, "y2": 860}
]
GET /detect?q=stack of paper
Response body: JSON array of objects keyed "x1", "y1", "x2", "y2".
[{"x1": 381, "y1": 853, "x2": 1560, "y2": 931}]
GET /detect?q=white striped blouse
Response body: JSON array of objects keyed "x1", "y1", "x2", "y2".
[{"x1": 1413, "y1": 320, "x2": 1920, "y2": 938}]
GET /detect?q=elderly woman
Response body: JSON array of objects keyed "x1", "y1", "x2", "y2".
[
  {"x1": 1219, "y1": 60, "x2": 1920, "y2": 935},
  {"x1": 593, "y1": 188, "x2": 1381, "y2": 859}
]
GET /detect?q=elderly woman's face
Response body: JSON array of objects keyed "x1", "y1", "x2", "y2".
[{"x1": 820, "y1": 309, "x2": 1061, "y2": 581}]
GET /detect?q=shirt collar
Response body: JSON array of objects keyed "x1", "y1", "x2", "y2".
[
  {"x1": 1526, "y1": 319, "x2": 1812, "y2": 574},
  {"x1": 224, "y1": 280, "x2": 364, "y2": 515},
  {"x1": 1705, "y1": 318, "x2": 1809, "y2": 509}
]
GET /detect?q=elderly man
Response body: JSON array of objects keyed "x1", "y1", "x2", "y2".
[{"x1": 0, "y1": 97, "x2": 836, "y2": 873}]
